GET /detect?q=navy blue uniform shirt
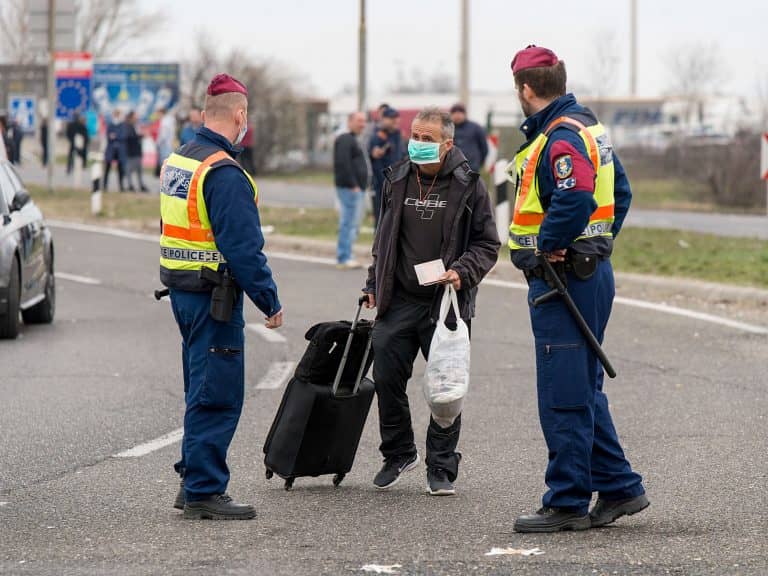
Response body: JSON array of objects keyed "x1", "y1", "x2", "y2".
[
  {"x1": 195, "y1": 126, "x2": 281, "y2": 318},
  {"x1": 368, "y1": 126, "x2": 403, "y2": 191},
  {"x1": 519, "y1": 94, "x2": 632, "y2": 253}
]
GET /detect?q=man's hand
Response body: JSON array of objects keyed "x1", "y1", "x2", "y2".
[
  {"x1": 265, "y1": 310, "x2": 283, "y2": 329},
  {"x1": 438, "y1": 269, "x2": 462, "y2": 291},
  {"x1": 362, "y1": 292, "x2": 376, "y2": 309},
  {"x1": 542, "y1": 249, "x2": 567, "y2": 263},
  {"x1": 371, "y1": 146, "x2": 386, "y2": 159}
]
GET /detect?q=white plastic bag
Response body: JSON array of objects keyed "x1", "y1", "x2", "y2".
[{"x1": 423, "y1": 285, "x2": 470, "y2": 428}]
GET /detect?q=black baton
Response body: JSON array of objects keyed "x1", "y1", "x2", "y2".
[{"x1": 532, "y1": 256, "x2": 617, "y2": 379}]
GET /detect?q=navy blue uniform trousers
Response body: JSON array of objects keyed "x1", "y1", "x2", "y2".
[
  {"x1": 170, "y1": 289, "x2": 245, "y2": 502},
  {"x1": 528, "y1": 259, "x2": 644, "y2": 515}
]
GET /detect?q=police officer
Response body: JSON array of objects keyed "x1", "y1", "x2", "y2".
[
  {"x1": 507, "y1": 46, "x2": 649, "y2": 533},
  {"x1": 160, "y1": 74, "x2": 283, "y2": 520}
]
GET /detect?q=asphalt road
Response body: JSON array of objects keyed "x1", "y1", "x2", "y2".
[
  {"x1": 0, "y1": 224, "x2": 766, "y2": 575},
  {"x1": 16, "y1": 164, "x2": 768, "y2": 239}
]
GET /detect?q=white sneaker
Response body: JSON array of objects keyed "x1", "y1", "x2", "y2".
[{"x1": 336, "y1": 259, "x2": 363, "y2": 270}]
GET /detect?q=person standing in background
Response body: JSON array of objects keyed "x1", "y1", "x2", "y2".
[
  {"x1": 40, "y1": 118, "x2": 48, "y2": 167},
  {"x1": 66, "y1": 113, "x2": 89, "y2": 174},
  {"x1": 156, "y1": 107, "x2": 177, "y2": 169},
  {"x1": 333, "y1": 112, "x2": 370, "y2": 269},
  {"x1": 368, "y1": 107, "x2": 403, "y2": 228},
  {"x1": 124, "y1": 111, "x2": 148, "y2": 192},
  {"x1": 103, "y1": 110, "x2": 126, "y2": 191},
  {"x1": 239, "y1": 126, "x2": 255, "y2": 175},
  {"x1": 179, "y1": 107, "x2": 201, "y2": 146},
  {"x1": 450, "y1": 103, "x2": 488, "y2": 173}
]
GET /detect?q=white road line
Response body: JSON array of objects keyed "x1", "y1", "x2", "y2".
[
  {"x1": 613, "y1": 296, "x2": 768, "y2": 336},
  {"x1": 255, "y1": 361, "x2": 295, "y2": 390},
  {"x1": 56, "y1": 272, "x2": 102, "y2": 285},
  {"x1": 482, "y1": 278, "x2": 768, "y2": 336},
  {"x1": 113, "y1": 427, "x2": 183, "y2": 458},
  {"x1": 49, "y1": 220, "x2": 768, "y2": 335},
  {"x1": 247, "y1": 323, "x2": 288, "y2": 343}
]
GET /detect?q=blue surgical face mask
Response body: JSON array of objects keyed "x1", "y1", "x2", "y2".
[{"x1": 408, "y1": 139, "x2": 441, "y2": 165}]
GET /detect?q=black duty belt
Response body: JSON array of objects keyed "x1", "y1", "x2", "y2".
[{"x1": 524, "y1": 253, "x2": 607, "y2": 282}]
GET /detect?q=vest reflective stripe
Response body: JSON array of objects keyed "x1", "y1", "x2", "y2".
[
  {"x1": 508, "y1": 115, "x2": 615, "y2": 251},
  {"x1": 160, "y1": 149, "x2": 258, "y2": 273}
]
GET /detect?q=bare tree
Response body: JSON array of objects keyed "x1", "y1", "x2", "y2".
[
  {"x1": 666, "y1": 43, "x2": 723, "y2": 125},
  {"x1": 0, "y1": 0, "x2": 35, "y2": 64},
  {"x1": 76, "y1": 0, "x2": 162, "y2": 57},
  {"x1": 183, "y1": 38, "x2": 308, "y2": 174}
]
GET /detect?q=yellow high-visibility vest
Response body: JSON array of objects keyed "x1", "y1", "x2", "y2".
[
  {"x1": 508, "y1": 116, "x2": 615, "y2": 252},
  {"x1": 159, "y1": 145, "x2": 257, "y2": 282}
]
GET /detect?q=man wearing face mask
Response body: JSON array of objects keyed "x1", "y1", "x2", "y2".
[
  {"x1": 362, "y1": 107, "x2": 500, "y2": 496},
  {"x1": 160, "y1": 73, "x2": 283, "y2": 520}
]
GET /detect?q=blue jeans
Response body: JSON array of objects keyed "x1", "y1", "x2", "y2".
[
  {"x1": 528, "y1": 260, "x2": 645, "y2": 514},
  {"x1": 336, "y1": 187, "x2": 365, "y2": 264},
  {"x1": 169, "y1": 289, "x2": 245, "y2": 501}
]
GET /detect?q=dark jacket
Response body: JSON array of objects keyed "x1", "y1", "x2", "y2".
[
  {"x1": 333, "y1": 132, "x2": 369, "y2": 189},
  {"x1": 511, "y1": 93, "x2": 633, "y2": 270},
  {"x1": 124, "y1": 123, "x2": 142, "y2": 158},
  {"x1": 453, "y1": 120, "x2": 488, "y2": 172},
  {"x1": 364, "y1": 147, "x2": 500, "y2": 321},
  {"x1": 160, "y1": 127, "x2": 281, "y2": 318}
]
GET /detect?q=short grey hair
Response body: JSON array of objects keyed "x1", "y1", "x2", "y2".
[{"x1": 414, "y1": 107, "x2": 454, "y2": 140}]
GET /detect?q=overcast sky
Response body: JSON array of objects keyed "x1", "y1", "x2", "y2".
[{"x1": 135, "y1": 0, "x2": 767, "y2": 101}]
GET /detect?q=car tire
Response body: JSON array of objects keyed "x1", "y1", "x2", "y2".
[
  {"x1": 22, "y1": 257, "x2": 55, "y2": 325},
  {"x1": 0, "y1": 256, "x2": 21, "y2": 339}
]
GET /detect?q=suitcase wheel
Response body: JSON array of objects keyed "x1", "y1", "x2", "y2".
[
  {"x1": 332, "y1": 473, "x2": 345, "y2": 487},
  {"x1": 265, "y1": 469, "x2": 274, "y2": 480},
  {"x1": 284, "y1": 478, "x2": 295, "y2": 491}
]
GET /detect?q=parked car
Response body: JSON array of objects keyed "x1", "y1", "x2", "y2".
[{"x1": 0, "y1": 158, "x2": 55, "y2": 338}]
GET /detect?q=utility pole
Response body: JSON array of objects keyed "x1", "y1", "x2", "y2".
[
  {"x1": 459, "y1": 0, "x2": 469, "y2": 106},
  {"x1": 630, "y1": 0, "x2": 637, "y2": 97},
  {"x1": 357, "y1": 0, "x2": 367, "y2": 114},
  {"x1": 46, "y1": 0, "x2": 56, "y2": 193}
]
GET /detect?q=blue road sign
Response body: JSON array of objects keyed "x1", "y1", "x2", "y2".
[
  {"x1": 91, "y1": 63, "x2": 179, "y2": 124},
  {"x1": 8, "y1": 94, "x2": 37, "y2": 134},
  {"x1": 56, "y1": 77, "x2": 91, "y2": 120}
]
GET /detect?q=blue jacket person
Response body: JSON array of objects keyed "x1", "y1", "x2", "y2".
[
  {"x1": 160, "y1": 74, "x2": 283, "y2": 520},
  {"x1": 507, "y1": 46, "x2": 649, "y2": 533}
]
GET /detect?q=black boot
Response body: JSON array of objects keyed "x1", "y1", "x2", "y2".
[
  {"x1": 173, "y1": 479, "x2": 184, "y2": 510},
  {"x1": 183, "y1": 494, "x2": 255, "y2": 520},
  {"x1": 514, "y1": 507, "x2": 591, "y2": 533},
  {"x1": 589, "y1": 494, "x2": 649, "y2": 527}
]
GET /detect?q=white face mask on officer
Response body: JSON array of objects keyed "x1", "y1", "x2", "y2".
[{"x1": 234, "y1": 109, "x2": 248, "y2": 146}]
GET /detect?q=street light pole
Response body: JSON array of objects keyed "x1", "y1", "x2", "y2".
[
  {"x1": 47, "y1": 0, "x2": 56, "y2": 193},
  {"x1": 459, "y1": 0, "x2": 469, "y2": 106},
  {"x1": 357, "y1": 0, "x2": 367, "y2": 114},
  {"x1": 630, "y1": 0, "x2": 637, "y2": 97}
]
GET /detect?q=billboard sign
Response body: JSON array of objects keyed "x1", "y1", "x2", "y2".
[
  {"x1": 91, "y1": 63, "x2": 180, "y2": 124},
  {"x1": 8, "y1": 94, "x2": 37, "y2": 133}
]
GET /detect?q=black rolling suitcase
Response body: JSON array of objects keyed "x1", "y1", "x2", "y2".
[{"x1": 263, "y1": 296, "x2": 375, "y2": 490}]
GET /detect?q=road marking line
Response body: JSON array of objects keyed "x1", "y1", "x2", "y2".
[
  {"x1": 613, "y1": 296, "x2": 768, "y2": 335},
  {"x1": 49, "y1": 220, "x2": 768, "y2": 335},
  {"x1": 482, "y1": 278, "x2": 768, "y2": 335},
  {"x1": 255, "y1": 361, "x2": 295, "y2": 389},
  {"x1": 247, "y1": 323, "x2": 288, "y2": 343},
  {"x1": 113, "y1": 428, "x2": 183, "y2": 458},
  {"x1": 56, "y1": 272, "x2": 102, "y2": 285}
]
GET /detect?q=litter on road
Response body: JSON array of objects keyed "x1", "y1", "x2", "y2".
[
  {"x1": 485, "y1": 547, "x2": 545, "y2": 557},
  {"x1": 360, "y1": 564, "x2": 402, "y2": 574}
]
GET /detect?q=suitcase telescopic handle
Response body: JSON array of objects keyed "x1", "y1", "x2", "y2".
[{"x1": 331, "y1": 297, "x2": 372, "y2": 397}]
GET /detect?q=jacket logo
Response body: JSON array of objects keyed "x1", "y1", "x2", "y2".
[
  {"x1": 161, "y1": 166, "x2": 193, "y2": 199},
  {"x1": 554, "y1": 155, "x2": 573, "y2": 178},
  {"x1": 405, "y1": 194, "x2": 447, "y2": 220}
]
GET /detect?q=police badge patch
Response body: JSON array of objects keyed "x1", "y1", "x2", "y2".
[{"x1": 554, "y1": 155, "x2": 573, "y2": 178}]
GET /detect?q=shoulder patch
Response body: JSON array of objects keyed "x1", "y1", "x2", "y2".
[{"x1": 554, "y1": 155, "x2": 573, "y2": 179}]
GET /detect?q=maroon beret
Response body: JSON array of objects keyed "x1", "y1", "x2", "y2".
[
  {"x1": 511, "y1": 45, "x2": 560, "y2": 74},
  {"x1": 207, "y1": 73, "x2": 248, "y2": 97}
]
